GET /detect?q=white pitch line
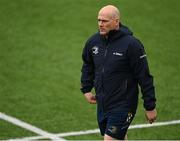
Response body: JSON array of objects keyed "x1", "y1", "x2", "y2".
[
  {"x1": 0, "y1": 112, "x2": 66, "y2": 141},
  {"x1": 57, "y1": 119, "x2": 180, "y2": 137},
  {"x1": 10, "y1": 119, "x2": 180, "y2": 140},
  {"x1": 129, "y1": 119, "x2": 180, "y2": 129}
]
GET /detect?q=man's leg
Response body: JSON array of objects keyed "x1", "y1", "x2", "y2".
[
  {"x1": 104, "y1": 133, "x2": 128, "y2": 140},
  {"x1": 103, "y1": 112, "x2": 134, "y2": 140},
  {"x1": 104, "y1": 134, "x2": 116, "y2": 140},
  {"x1": 124, "y1": 134, "x2": 128, "y2": 140}
]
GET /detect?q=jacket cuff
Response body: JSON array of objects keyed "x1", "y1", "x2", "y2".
[
  {"x1": 80, "y1": 86, "x2": 92, "y2": 94},
  {"x1": 144, "y1": 104, "x2": 156, "y2": 111}
]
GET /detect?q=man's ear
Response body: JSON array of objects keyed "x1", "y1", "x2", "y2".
[{"x1": 116, "y1": 19, "x2": 119, "y2": 26}]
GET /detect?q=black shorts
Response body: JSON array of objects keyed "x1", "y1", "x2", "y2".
[{"x1": 97, "y1": 111, "x2": 135, "y2": 140}]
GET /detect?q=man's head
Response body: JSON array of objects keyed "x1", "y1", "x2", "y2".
[{"x1": 98, "y1": 5, "x2": 120, "y2": 36}]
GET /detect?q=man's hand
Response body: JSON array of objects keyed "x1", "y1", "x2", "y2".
[
  {"x1": 84, "y1": 92, "x2": 97, "y2": 104},
  {"x1": 145, "y1": 109, "x2": 157, "y2": 124}
]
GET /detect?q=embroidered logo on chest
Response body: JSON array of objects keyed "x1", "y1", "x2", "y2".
[
  {"x1": 92, "y1": 46, "x2": 99, "y2": 54},
  {"x1": 113, "y1": 52, "x2": 123, "y2": 56}
]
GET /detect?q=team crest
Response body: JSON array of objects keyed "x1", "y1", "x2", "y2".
[
  {"x1": 92, "y1": 46, "x2": 99, "y2": 54},
  {"x1": 108, "y1": 126, "x2": 117, "y2": 134}
]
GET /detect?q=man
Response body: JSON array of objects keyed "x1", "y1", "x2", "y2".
[{"x1": 80, "y1": 5, "x2": 157, "y2": 140}]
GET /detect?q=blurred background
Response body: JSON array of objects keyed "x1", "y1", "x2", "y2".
[{"x1": 0, "y1": 0, "x2": 179, "y2": 140}]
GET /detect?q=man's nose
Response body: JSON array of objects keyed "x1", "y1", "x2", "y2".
[{"x1": 98, "y1": 21, "x2": 103, "y2": 26}]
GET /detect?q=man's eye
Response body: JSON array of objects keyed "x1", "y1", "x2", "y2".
[{"x1": 98, "y1": 20, "x2": 109, "y2": 22}]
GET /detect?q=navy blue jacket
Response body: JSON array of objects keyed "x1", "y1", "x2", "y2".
[{"x1": 81, "y1": 24, "x2": 156, "y2": 113}]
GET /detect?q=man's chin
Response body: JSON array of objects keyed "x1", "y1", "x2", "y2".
[{"x1": 100, "y1": 32, "x2": 107, "y2": 36}]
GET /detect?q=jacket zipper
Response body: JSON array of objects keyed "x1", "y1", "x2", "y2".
[
  {"x1": 102, "y1": 45, "x2": 108, "y2": 73},
  {"x1": 125, "y1": 79, "x2": 128, "y2": 91},
  {"x1": 101, "y1": 44, "x2": 108, "y2": 113}
]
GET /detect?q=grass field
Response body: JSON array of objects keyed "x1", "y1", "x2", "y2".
[{"x1": 0, "y1": 0, "x2": 180, "y2": 140}]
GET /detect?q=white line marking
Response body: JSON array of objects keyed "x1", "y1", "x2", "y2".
[
  {"x1": 57, "y1": 129, "x2": 100, "y2": 137},
  {"x1": 10, "y1": 119, "x2": 180, "y2": 140},
  {"x1": 0, "y1": 112, "x2": 66, "y2": 141},
  {"x1": 57, "y1": 119, "x2": 180, "y2": 137},
  {"x1": 129, "y1": 120, "x2": 180, "y2": 129}
]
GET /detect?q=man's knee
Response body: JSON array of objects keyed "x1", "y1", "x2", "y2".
[
  {"x1": 104, "y1": 134, "x2": 115, "y2": 140},
  {"x1": 104, "y1": 134, "x2": 128, "y2": 140}
]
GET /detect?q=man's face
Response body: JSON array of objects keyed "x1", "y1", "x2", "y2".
[{"x1": 98, "y1": 13, "x2": 118, "y2": 36}]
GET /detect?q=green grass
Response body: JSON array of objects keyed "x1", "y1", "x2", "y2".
[
  {"x1": 0, "y1": 120, "x2": 36, "y2": 139},
  {"x1": 0, "y1": 0, "x2": 180, "y2": 140}
]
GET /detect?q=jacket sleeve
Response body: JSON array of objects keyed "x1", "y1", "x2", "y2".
[
  {"x1": 80, "y1": 40, "x2": 94, "y2": 94},
  {"x1": 127, "y1": 39, "x2": 156, "y2": 110}
]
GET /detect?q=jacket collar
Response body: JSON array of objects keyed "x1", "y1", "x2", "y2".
[{"x1": 100, "y1": 23, "x2": 133, "y2": 43}]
